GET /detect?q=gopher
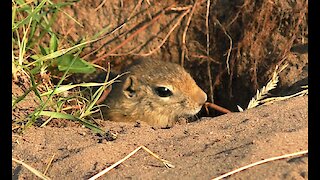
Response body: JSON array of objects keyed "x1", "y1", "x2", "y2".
[{"x1": 103, "y1": 59, "x2": 207, "y2": 128}]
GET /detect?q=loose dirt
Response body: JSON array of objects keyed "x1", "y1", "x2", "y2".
[{"x1": 12, "y1": 96, "x2": 308, "y2": 179}]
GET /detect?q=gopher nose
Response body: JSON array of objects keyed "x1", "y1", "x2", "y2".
[{"x1": 197, "y1": 90, "x2": 207, "y2": 106}]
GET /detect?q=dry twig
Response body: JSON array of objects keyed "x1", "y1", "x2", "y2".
[
  {"x1": 43, "y1": 154, "x2": 55, "y2": 175},
  {"x1": 137, "y1": 6, "x2": 191, "y2": 57},
  {"x1": 212, "y1": 150, "x2": 308, "y2": 180},
  {"x1": 189, "y1": 54, "x2": 221, "y2": 64},
  {"x1": 206, "y1": 0, "x2": 214, "y2": 103},
  {"x1": 205, "y1": 102, "x2": 231, "y2": 114},
  {"x1": 213, "y1": 18, "x2": 233, "y2": 74},
  {"x1": 91, "y1": 4, "x2": 176, "y2": 64},
  {"x1": 94, "y1": 0, "x2": 107, "y2": 11},
  {"x1": 88, "y1": 145, "x2": 174, "y2": 180},
  {"x1": 12, "y1": 158, "x2": 51, "y2": 180},
  {"x1": 181, "y1": 0, "x2": 198, "y2": 66}
]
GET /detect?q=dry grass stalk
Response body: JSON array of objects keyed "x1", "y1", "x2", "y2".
[
  {"x1": 82, "y1": 0, "x2": 152, "y2": 59},
  {"x1": 206, "y1": 0, "x2": 214, "y2": 103},
  {"x1": 88, "y1": 145, "x2": 174, "y2": 180},
  {"x1": 43, "y1": 154, "x2": 55, "y2": 175},
  {"x1": 137, "y1": 7, "x2": 191, "y2": 56},
  {"x1": 189, "y1": 54, "x2": 221, "y2": 64},
  {"x1": 104, "y1": 5, "x2": 192, "y2": 57},
  {"x1": 246, "y1": 63, "x2": 288, "y2": 109},
  {"x1": 212, "y1": 17, "x2": 233, "y2": 74},
  {"x1": 91, "y1": 4, "x2": 177, "y2": 64},
  {"x1": 212, "y1": 150, "x2": 308, "y2": 180},
  {"x1": 127, "y1": 0, "x2": 144, "y2": 19},
  {"x1": 94, "y1": 0, "x2": 107, "y2": 11},
  {"x1": 12, "y1": 158, "x2": 51, "y2": 180},
  {"x1": 260, "y1": 88, "x2": 308, "y2": 106},
  {"x1": 181, "y1": 0, "x2": 198, "y2": 66}
]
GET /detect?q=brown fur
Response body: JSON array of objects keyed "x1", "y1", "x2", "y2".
[{"x1": 103, "y1": 59, "x2": 207, "y2": 128}]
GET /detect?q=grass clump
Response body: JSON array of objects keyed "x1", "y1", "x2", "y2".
[{"x1": 12, "y1": 0, "x2": 113, "y2": 134}]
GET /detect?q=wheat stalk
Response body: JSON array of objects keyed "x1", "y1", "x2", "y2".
[
  {"x1": 246, "y1": 64, "x2": 288, "y2": 109},
  {"x1": 259, "y1": 88, "x2": 308, "y2": 106}
]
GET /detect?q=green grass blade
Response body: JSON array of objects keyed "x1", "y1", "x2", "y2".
[
  {"x1": 12, "y1": 2, "x2": 17, "y2": 28},
  {"x1": 56, "y1": 54, "x2": 96, "y2": 74},
  {"x1": 49, "y1": 33, "x2": 58, "y2": 53},
  {"x1": 40, "y1": 82, "x2": 113, "y2": 96},
  {"x1": 13, "y1": 0, "x2": 48, "y2": 31},
  {"x1": 17, "y1": 1, "x2": 78, "y2": 12},
  {"x1": 92, "y1": 25, "x2": 111, "y2": 39},
  {"x1": 12, "y1": 84, "x2": 39, "y2": 108},
  {"x1": 25, "y1": 51, "x2": 81, "y2": 128},
  {"x1": 27, "y1": 11, "x2": 58, "y2": 49},
  {"x1": 26, "y1": 38, "x2": 101, "y2": 67},
  {"x1": 81, "y1": 72, "x2": 123, "y2": 118},
  {"x1": 24, "y1": 66, "x2": 43, "y2": 102},
  {"x1": 27, "y1": 20, "x2": 38, "y2": 47},
  {"x1": 47, "y1": 0, "x2": 84, "y2": 27},
  {"x1": 39, "y1": 111, "x2": 105, "y2": 134},
  {"x1": 81, "y1": 85, "x2": 105, "y2": 118}
]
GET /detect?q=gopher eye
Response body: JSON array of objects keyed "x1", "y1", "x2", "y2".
[{"x1": 154, "y1": 86, "x2": 173, "y2": 97}]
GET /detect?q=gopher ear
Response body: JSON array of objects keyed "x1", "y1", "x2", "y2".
[{"x1": 122, "y1": 75, "x2": 139, "y2": 98}]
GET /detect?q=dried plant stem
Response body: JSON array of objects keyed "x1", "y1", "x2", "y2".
[
  {"x1": 205, "y1": 0, "x2": 210, "y2": 58},
  {"x1": 205, "y1": 102, "x2": 231, "y2": 114},
  {"x1": 137, "y1": 7, "x2": 191, "y2": 57},
  {"x1": 88, "y1": 145, "x2": 174, "y2": 180},
  {"x1": 108, "y1": 6, "x2": 192, "y2": 57},
  {"x1": 43, "y1": 154, "x2": 55, "y2": 175},
  {"x1": 170, "y1": 6, "x2": 193, "y2": 11},
  {"x1": 212, "y1": 150, "x2": 308, "y2": 180},
  {"x1": 181, "y1": 0, "x2": 197, "y2": 66},
  {"x1": 140, "y1": 146, "x2": 174, "y2": 168},
  {"x1": 81, "y1": 23, "x2": 128, "y2": 60},
  {"x1": 91, "y1": 14, "x2": 163, "y2": 63},
  {"x1": 213, "y1": 18, "x2": 233, "y2": 74},
  {"x1": 91, "y1": 4, "x2": 176, "y2": 64},
  {"x1": 88, "y1": 147, "x2": 141, "y2": 180},
  {"x1": 190, "y1": 54, "x2": 221, "y2": 64},
  {"x1": 206, "y1": 0, "x2": 214, "y2": 103},
  {"x1": 12, "y1": 158, "x2": 51, "y2": 180},
  {"x1": 260, "y1": 88, "x2": 308, "y2": 105},
  {"x1": 247, "y1": 64, "x2": 288, "y2": 109},
  {"x1": 127, "y1": 0, "x2": 143, "y2": 20},
  {"x1": 92, "y1": 0, "x2": 146, "y2": 59},
  {"x1": 108, "y1": 43, "x2": 145, "y2": 56},
  {"x1": 94, "y1": 0, "x2": 107, "y2": 11}
]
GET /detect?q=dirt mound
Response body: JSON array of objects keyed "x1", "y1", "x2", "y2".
[{"x1": 12, "y1": 96, "x2": 308, "y2": 179}]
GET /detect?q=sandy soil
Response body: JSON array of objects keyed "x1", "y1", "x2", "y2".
[{"x1": 12, "y1": 95, "x2": 308, "y2": 179}]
